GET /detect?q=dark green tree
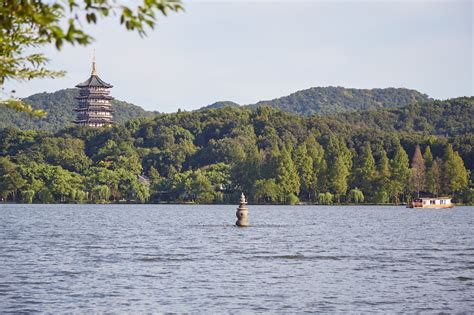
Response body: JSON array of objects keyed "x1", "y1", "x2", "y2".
[
  {"x1": 442, "y1": 144, "x2": 469, "y2": 196},
  {"x1": 352, "y1": 142, "x2": 377, "y2": 199},
  {"x1": 389, "y1": 143, "x2": 410, "y2": 203}
]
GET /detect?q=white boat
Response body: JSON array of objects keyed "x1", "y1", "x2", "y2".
[{"x1": 408, "y1": 197, "x2": 454, "y2": 209}]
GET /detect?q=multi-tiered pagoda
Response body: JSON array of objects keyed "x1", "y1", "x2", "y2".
[{"x1": 73, "y1": 57, "x2": 114, "y2": 127}]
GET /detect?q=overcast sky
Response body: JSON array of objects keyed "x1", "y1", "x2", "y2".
[{"x1": 5, "y1": 0, "x2": 473, "y2": 112}]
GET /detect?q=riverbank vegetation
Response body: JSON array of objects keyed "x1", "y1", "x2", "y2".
[{"x1": 0, "y1": 97, "x2": 472, "y2": 204}]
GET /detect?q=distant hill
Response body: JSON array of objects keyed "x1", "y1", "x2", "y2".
[
  {"x1": 0, "y1": 89, "x2": 154, "y2": 131},
  {"x1": 333, "y1": 97, "x2": 474, "y2": 137},
  {"x1": 1, "y1": 86, "x2": 433, "y2": 131},
  {"x1": 199, "y1": 101, "x2": 240, "y2": 111},
  {"x1": 250, "y1": 86, "x2": 432, "y2": 116}
]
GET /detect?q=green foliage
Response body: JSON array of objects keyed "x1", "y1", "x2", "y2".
[
  {"x1": 0, "y1": 0, "x2": 182, "y2": 85},
  {"x1": 349, "y1": 188, "x2": 365, "y2": 204},
  {"x1": 0, "y1": 98, "x2": 471, "y2": 205},
  {"x1": 252, "y1": 87, "x2": 430, "y2": 116},
  {"x1": 252, "y1": 179, "x2": 279, "y2": 203},
  {"x1": 0, "y1": 157, "x2": 25, "y2": 200},
  {"x1": 375, "y1": 147, "x2": 391, "y2": 202},
  {"x1": 286, "y1": 193, "x2": 300, "y2": 205},
  {"x1": 318, "y1": 192, "x2": 334, "y2": 205},
  {"x1": 0, "y1": 98, "x2": 47, "y2": 118},
  {"x1": 327, "y1": 137, "x2": 352, "y2": 201},
  {"x1": 21, "y1": 189, "x2": 35, "y2": 203},
  {"x1": 276, "y1": 147, "x2": 300, "y2": 201},
  {"x1": 294, "y1": 143, "x2": 314, "y2": 200},
  {"x1": 0, "y1": 89, "x2": 153, "y2": 131},
  {"x1": 443, "y1": 144, "x2": 469, "y2": 196},
  {"x1": 92, "y1": 185, "x2": 110, "y2": 203},
  {"x1": 351, "y1": 143, "x2": 376, "y2": 199},
  {"x1": 336, "y1": 97, "x2": 473, "y2": 137},
  {"x1": 389, "y1": 143, "x2": 410, "y2": 203}
]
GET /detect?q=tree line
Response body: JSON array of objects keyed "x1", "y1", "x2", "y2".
[{"x1": 0, "y1": 103, "x2": 471, "y2": 204}]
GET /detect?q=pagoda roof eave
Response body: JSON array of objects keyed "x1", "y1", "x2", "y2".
[
  {"x1": 75, "y1": 95, "x2": 114, "y2": 100},
  {"x1": 75, "y1": 74, "x2": 113, "y2": 88}
]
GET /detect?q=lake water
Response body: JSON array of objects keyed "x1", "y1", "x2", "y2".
[{"x1": 0, "y1": 204, "x2": 473, "y2": 313}]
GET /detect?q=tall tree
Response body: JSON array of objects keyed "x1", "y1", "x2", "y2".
[
  {"x1": 352, "y1": 142, "x2": 377, "y2": 198},
  {"x1": 374, "y1": 147, "x2": 391, "y2": 203},
  {"x1": 293, "y1": 144, "x2": 313, "y2": 200},
  {"x1": 276, "y1": 147, "x2": 300, "y2": 203},
  {"x1": 443, "y1": 144, "x2": 469, "y2": 196},
  {"x1": 409, "y1": 144, "x2": 425, "y2": 197},
  {"x1": 305, "y1": 135, "x2": 326, "y2": 198},
  {"x1": 0, "y1": 157, "x2": 25, "y2": 201},
  {"x1": 326, "y1": 137, "x2": 352, "y2": 202},
  {"x1": 389, "y1": 143, "x2": 410, "y2": 203}
]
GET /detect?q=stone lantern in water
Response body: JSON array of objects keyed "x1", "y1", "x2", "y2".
[{"x1": 236, "y1": 193, "x2": 249, "y2": 227}]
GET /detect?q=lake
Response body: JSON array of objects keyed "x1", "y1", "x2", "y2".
[{"x1": 0, "y1": 204, "x2": 473, "y2": 312}]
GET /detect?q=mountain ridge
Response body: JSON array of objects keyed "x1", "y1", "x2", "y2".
[
  {"x1": 199, "y1": 86, "x2": 432, "y2": 115},
  {"x1": 1, "y1": 86, "x2": 433, "y2": 131}
]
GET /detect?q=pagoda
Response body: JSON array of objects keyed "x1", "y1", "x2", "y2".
[{"x1": 73, "y1": 55, "x2": 114, "y2": 127}]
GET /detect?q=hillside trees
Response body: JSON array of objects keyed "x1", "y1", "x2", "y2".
[
  {"x1": 442, "y1": 144, "x2": 469, "y2": 196},
  {"x1": 0, "y1": 105, "x2": 471, "y2": 204},
  {"x1": 351, "y1": 142, "x2": 377, "y2": 200},
  {"x1": 388, "y1": 143, "x2": 410, "y2": 203}
]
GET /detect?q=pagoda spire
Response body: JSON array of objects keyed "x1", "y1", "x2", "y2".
[{"x1": 92, "y1": 49, "x2": 97, "y2": 75}]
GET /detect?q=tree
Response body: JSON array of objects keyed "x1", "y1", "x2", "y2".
[
  {"x1": 1, "y1": 0, "x2": 183, "y2": 114},
  {"x1": 185, "y1": 169, "x2": 214, "y2": 203},
  {"x1": 326, "y1": 137, "x2": 352, "y2": 202},
  {"x1": 275, "y1": 147, "x2": 300, "y2": 203},
  {"x1": 409, "y1": 144, "x2": 425, "y2": 197},
  {"x1": 293, "y1": 144, "x2": 313, "y2": 200},
  {"x1": 375, "y1": 147, "x2": 390, "y2": 203},
  {"x1": 389, "y1": 143, "x2": 410, "y2": 203},
  {"x1": 318, "y1": 192, "x2": 334, "y2": 205},
  {"x1": 349, "y1": 188, "x2": 365, "y2": 204},
  {"x1": 92, "y1": 185, "x2": 110, "y2": 203},
  {"x1": 352, "y1": 142, "x2": 377, "y2": 199},
  {"x1": 305, "y1": 135, "x2": 326, "y2": 198},
  {"x1": 252, "y1": 179, "x2": 279, "y2": 203},
  {"x1": 443, "y1": 144, "x2": 469, "y2": 196},
  {"x1": 429, "y1": 157, "x2": 443, "y2": 197},
  {"x1": 0, "y1": 157, "x2": 25, "y2": 201},
  {"x1": 21, "y1": 189, "x2": 35, "y2": 203}
]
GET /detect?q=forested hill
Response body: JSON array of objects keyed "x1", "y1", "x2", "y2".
[
  {"x1": 333, "y1": 97, "x2": 474, "y2": 137},
  {"x1": 199, "y1": 101, "x2": 240, "y2": 111},
  {"x1": 0, "y1": 99, "x2": 471, "y2": 205},
  {"x1": 0, "y1": 89, "x2": 154, "y2": 131},
  {"x1": 250, "y1": 86, "x2": 431, "y2": 116},
  {"x1": 3, "y1": 86, "x2": 432, "y2": 131}
]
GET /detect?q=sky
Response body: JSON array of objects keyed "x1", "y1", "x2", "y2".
[{"x1": 5, "y1": 0, "x2": 473, "y2": 112}]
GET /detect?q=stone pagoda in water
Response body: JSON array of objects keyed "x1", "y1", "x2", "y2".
[
  {"x1": 73, "y1": 55, "x2": 114, "y2": 127},
  {"x1": 236, "y1": 193, "x2": 249, "y2": 227}
]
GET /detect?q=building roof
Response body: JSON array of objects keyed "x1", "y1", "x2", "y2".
[{"x1": 76, "y1": 74, "x2": 113, "y2": 88}]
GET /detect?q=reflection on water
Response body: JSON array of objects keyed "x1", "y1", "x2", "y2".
[{"x1": 0, "y1": 204, "x2": 473, "y2": 312}]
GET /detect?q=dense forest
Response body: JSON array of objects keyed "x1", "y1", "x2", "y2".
[
  {"x1": 251, "y1": 86, "x2": 431, "y2": 115},
  {"x1": 2, "y1": 86, "x2": 432, "y2": 131},
  {"x1": 0, "y1": 89, "x2": 154, "y2": 131},
  {"x1": 0, "y1": 97, "x2": 472, "y2": 204},
  {"x1": 201, "y1": 87, "x2": 432, "y2": 115}
]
